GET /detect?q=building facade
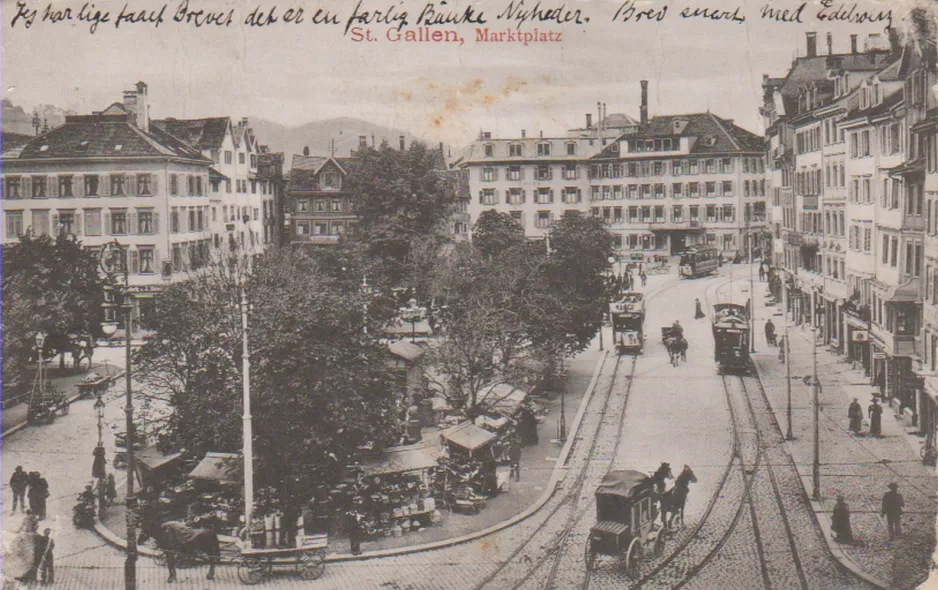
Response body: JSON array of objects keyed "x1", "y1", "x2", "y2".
[
  {"x1": 462, "y1": 83, "x2": 767, "y2": 258},
  {"x1": 0, "y1": 82, "x2": 213, "y2": 330}
]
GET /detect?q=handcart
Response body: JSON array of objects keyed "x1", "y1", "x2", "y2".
[
  {"x1": 237, "y1": 534, "x2": 328, "y2": 585},
  {"x1": 27, "y1": 386, "x2": 69, "y2": 424}
]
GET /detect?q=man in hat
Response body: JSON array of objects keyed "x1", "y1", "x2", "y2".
[
  {"x1": 881, "y1": 483, "x2": 904, "y2": 539},
  {"x1": 848, "y1": 398, "x2": 863, "y2": 434},
  {"x1": 10, "y1": 466, "x2": 28, "y2": 515}
]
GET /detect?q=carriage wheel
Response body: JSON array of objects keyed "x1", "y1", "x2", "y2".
[
  {"x1": 237, "y1": 557, "x2": 266, "y2": 585},
  {"x1": 653, "y1": 533, "x2": 665, "y2": 558},
  {"x1": 298, "y1": 550, "x2": 325, "y2": 580},
  {"x1": 583, "y1": 540, "x2": 596, "y2": 571},
  {"x1": 154, "y1": 552, "x2": 167, "y2": 567},
  {"x1": 623, "y1": 538, "x2": 644, "y2": 578}
]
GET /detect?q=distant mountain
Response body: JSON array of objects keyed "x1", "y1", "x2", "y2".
[
  {"x1": 249, "y1": 117, "x2": 427, "y2": 166},
  {"x1": 2, "y1": 98, "x2": 75, "y2": 135}
]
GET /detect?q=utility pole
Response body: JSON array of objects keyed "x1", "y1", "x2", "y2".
[
  {"x1": 749, "y1": 225, "x2": 756, "y2": 352},
  {"x1": 784, "y1": 284, "x2": 793, "y2": 440},
  {"x1": 241, "y1": 279, "x2": 254, "y2": 549},
  {"x1": 811, "y1": 327, "x2": 821, "y2": 501}
]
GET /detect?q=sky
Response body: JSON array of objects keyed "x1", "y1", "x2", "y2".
[{"x1": 0, "y1": 0, "x2": 917, "y2": 148}]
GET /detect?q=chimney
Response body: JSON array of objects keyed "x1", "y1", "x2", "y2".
[
  {"x1": 123, "y1": 91, "x2": 137, "y2": 122},
  {"x1": 521, "y1": 129, "x2": 526, "y2": 138},
  {"x1": 586, "y1": 113, "x2": 593, "y2": 129},
  {"x1": 438, "y1": 141, "x2": 443, "y2": 152},
  {"x1": 827, "y1": 32, "x2": 833, "y2": 55},
  {"x1": 806, "y1": 32, "x2": 817, "y2": 57},
  {"x1": 850, "y1": 34, "x2": 858, "y2": 54},
  {"x1": 539, "y1": 130, "x2": 543, "y2": 138},
  {"x1": 359, "y1": 135, "x2": 368, "y2": 150},
  {"x1": 640, "y1": 80, "x2": 649, "y2": 126},
  {"x1": 240, "y1": 117, "x2": 249, "y2": 128},
  {"x1": 134, "y1": 81, "x2": 148, "y2": 131},
  {"x1": 303, "y1": 146, "x2": 310, "y2": 156},
  {"x1": 399, "y1": 135, "x2": 406, "y2": 150}
]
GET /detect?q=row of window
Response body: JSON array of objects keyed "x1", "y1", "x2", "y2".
[
  {"x1": 221, "y1": 205, "x2": 261, "y2": 224},
  {"x1": 4, "y1": 207, "x2": 167, "y2": 238},
  {"x1": 483, "y1": 141, "x2": 578, "y2": 158},
  {"x1": 294, "y1": 220, "x2": 350, "y2": 236},
  {"x1": 171, "y1": 239, "x2": 213, "y2": 275},
  {"x1": 879, "y1": 234, "x2": 924, "y2": 278},
  {"x1": 590, "y1": 204, "x2": 746, "y2": 224},
  {"x1": 4, "y1": 173, "x2": 158, "y2": 199},
  {"x1": 481, "y1": 181, "x2": 767, "y2": 205},
  {"x1": 796, "y1": 126, "x2": 822, "y2": 155},
  {"x1": 295, "y1": 198, "x2": 347, "y2": 213},
  {"x1": 210, "y1": 149, "x2": 254, "y2": 167},
  {"x1": 848, "y1": 225, "x2": 873, "y2": 252},
  {"x1": 169, "y1": 206, "x2": 210, "y2": 234}
]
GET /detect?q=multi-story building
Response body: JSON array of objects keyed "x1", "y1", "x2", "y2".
[
  {"x1": 765, "y1": 24, "x2": 938, "y2": 459},
  {"x1": 0, "y1": 81, "x2": 213, "y2": 329},
  {"x1": 286, "y1": 150, "x2": 357, "y2": 245},
  {"x1": 462, "y1": 82, "x2": 767, "y2": 258},
  {"x1": 152, "y1": 116, "x2": 274, "y2": 253},
  {"x1": 255, "y1": 146, "x2": 286, "y2": 247}
]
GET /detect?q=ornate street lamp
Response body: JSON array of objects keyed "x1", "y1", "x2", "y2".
[
  {"x1": 400, "y1": 298, "x2": 427, "y2": 344},
  {"x1": 94, "y1": 395, "x2": 107, "y2": 514}
]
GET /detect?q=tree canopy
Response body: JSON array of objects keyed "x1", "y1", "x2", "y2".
[
  {"x1": 133, "y1": 247, "x2": 401, "y2": 494},
  {"x1": 2, "y1": 233, "x2": 107, "y2": 400}
]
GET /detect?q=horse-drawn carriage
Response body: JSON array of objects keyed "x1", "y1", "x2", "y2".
[
  {"x1": 585, "y1": 470, "x2": 665, "y2": 576},
  {"x1": 611, "y1": 293, "x2": 645, "y2": 354}
]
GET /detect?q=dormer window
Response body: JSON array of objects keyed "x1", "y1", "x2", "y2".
[
  {"x1": 536, "y1": 142, "x2": 551, "y2": 157},
  {"x1": 114, "y1": 144, "x2": 122, "y2": 152},
  {"x1": 509, "y1": 143, "x2": 523, "y2": 157},
  {"x1": 77, "y1": 140, "x2": 90, "y2": 152},
  {"x1": 484, "y1": 143, "x2": 494, "y2": 157}
]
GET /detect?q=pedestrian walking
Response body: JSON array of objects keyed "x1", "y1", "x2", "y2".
[
  {"x1": 759, "y1": 265, "x2": 766, "y2": 282},
  {"x1": 848, "y1": 398, "x2": 863, "y2": 434},
  {"x1": 19, "y1": 510, "x2": 39, "y2": 534},
  {"x1": 509, "y1": 440, "x2": 523, "y2": 482},
  {"x1": 92, "y1": 443, "x2": 107, "y2": 480},
  {"x1": 346, "y1": 507, "x2": 362, "y2": 556},
  {"x1": 694, "y1": 298, "x2": 705, "y2": 319},
  {"x1": 831, "y1": 495, "x2": 854, "y2": 544},
  {"x1": 27, "y1": 472, "x2": 41, "y2": 515},
  {"x1": 106, "y1": 474, "x2": 118, "y2": 507},
  {"x1": 640, "y1": 271, "x2": 647, "y2": 287},
  {"x1": 868, "y1": 398, "x2": 883, "y2": 437},
  {"x1": 876, "y1": 371, "x2": 886, "y2": 397},
  {"x1": 881, "y1": 483, "x2": 904, "y2": 540},
  {"x1": 11, "y1": 466, "x2": 28, "y2": 514},
  {"x1": 34, "y1": 475, "x2": 50, "y2": 520},
  {"x1": 16, "y1": 528, "x2": 53, "y2": 584},
  {"x1": 764, "y1": 319, "x2": 776, "y2": 346},
  {"x1": 778, "y1": 334, "x2": 787, "y2": 361}
]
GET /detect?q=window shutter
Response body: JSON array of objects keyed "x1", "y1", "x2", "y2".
[
  {"x1": 153, "y1": 212, "x2": 160, "y2": 233},
  {"x1": 130, "y1": 250, "x2": 139, "y2": 275},
  {"x1": 48, "y1": 177, "x2": 59, "y2": 199},
  {"x1": 505, "y1": 190, "x2": 510, "y2": 204},
  {"x1": 520, "y1": 167, "x2": 524, "y2": 180},
  {"x1": 550, "y1": 189, "x2": 555, "y2": 203},
  {"x1": 549, "y1": 166, "x2": 553, "y2": 180},
  {"x1": 104, "y1": 211, "x2": 111, "y2": 235},
  {"x1": 76, "y1": 176, "x2": 86, "y2": 198},
  {"x1": 127, "y1": 175, "x2": 137, "y2": 197},
  {"x1": 75, "y1": 211, "x2": 82, "y2": 236},
  {"x1": 577, "y1": 188, "x2": 582, "y2": 202},
  {"x1": 494, "y1": 168, "x2": 499, "y2": 181},
  {"x1": 100, "y1": 175, "x2": 111, "y2": 197},
  {"x1": 151, "y1": 173, "x2": 159, "y2": 195},
  {"x1": 154, "y1": 248, "x2": 160, "y2": 273},
  {"x1": 522, "y1": 189, "x2": 526, "y2": 204},
  {"x1": 21, "y1": 177, "x2": 31, "y2": 199},
  {"x1": 127, "y1": 210, "x2": 137, "y2": 235}
]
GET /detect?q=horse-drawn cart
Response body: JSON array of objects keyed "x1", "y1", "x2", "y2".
[
  {"x1": 76, "y1": 373, "x2": 115, "y2": 399},
  {"x1": 585, "y1": 470, "x2": 664, "y2": 577},
  {"x1": 237, "y1": 534, "x2": 328, "y2": 585},
  {"x1": 27, "y1": 386, "x2": 69, "y2": 424}
]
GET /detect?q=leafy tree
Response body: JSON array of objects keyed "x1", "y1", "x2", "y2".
[
  {"x1": 133, "y1": 247, "x2": 401, "y2": 497},
  {"x1": 346, "y1": 141, "x2": 456, "y2": 291},
  {"x1": 472, "y1": 210, "x2": 526, "y2": 259},
  {"x1": 2, "y1": 233, "x2": 107, "y2": 400}
]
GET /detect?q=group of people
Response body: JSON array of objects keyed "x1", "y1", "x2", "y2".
[
  {"x1": 848, "y1": 397, "x2": 885, "y2": 437},
  {"x1": 10, "y1": 466, "x2": 50, "y2": 520},
  {"x1": 11, "y1": 466, "x2": 54, "y2": 585},
  {"x1": 831, "y1": 482, "x2": 906, "y2": 545},
  {"x1": 620, "y1": 267, "x2": 648, "y2": 292}
]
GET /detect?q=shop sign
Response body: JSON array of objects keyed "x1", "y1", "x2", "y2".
[
  {"x1": 852, "y1": 330, "x2": 869, "y2": 342},
  {"x1": 872, "y1": 351, "x2": 887, "y2": 360}
]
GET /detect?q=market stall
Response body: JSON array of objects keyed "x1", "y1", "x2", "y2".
[
  {"x1": 440, "y1": 422, "x2": 500, "y2": 510},
  {"x1": 184, "y1": 452, "x2": 243, "y2": 534},
  {"x1": 135, "y1": 445, "x2": 184, "y2": 489},
  {"x1": 354, "y1": 444, "x2": 442, "y2": 537}
]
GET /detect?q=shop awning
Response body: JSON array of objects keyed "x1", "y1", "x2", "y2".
[
  {"x1": 188, "y1": 452, "x2": 240, "y2": 484},
  {"x1": 441, "y1": 422, "x2": 497, "y2": 452},
  {"x1": 359, "y1": 444, "x2": 438, "y2": 477},
  {"x1": 384, "y1": 319, "x2": 433, "y2": 338},
  {"x1": 886, "y1": 279, "x2": 921, "y2": 303},
  {"x1": 137, "y1": 445, "x2": 183, "y2": 474}
]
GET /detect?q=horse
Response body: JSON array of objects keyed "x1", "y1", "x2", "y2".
[
  {"x1": 650, "y1": 462, "x2": 673, "y2": 495},
  {"x1": 664, "y1": 336, "x2": 688, "y2": 366},
  {"x1": 660, "y1": 465, "x2": 698, "y2": 530},
  {"x1": 139, "y1": 520, "x2": 220, "y2": 582}
]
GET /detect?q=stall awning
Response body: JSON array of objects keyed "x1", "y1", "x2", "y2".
[
  {"x1": 479, "y1": 383, "x2": 528, "y2": 417},
  {"x1": 137, "y1": 445, "x2": 183, "y2": 474},
  {"x1": 384, "y1": 319, "x2": 433, "y2": 337},
  {"x1": 388, "y1": 340, "x2": 428, "y2": 362},
  {"x1": 359, "y1": 444, "x2": 438, "y2": 477},
  {"x1": 188, "y1": 452, "x2": 240, "y2": 484},
  {"x1": 441, "y1": 422, "x2": 497, "y2": 452}
]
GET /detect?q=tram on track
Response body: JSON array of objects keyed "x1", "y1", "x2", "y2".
[
  {"x1": 611, "y1": 292, "x2": 645, "y2": 354},
  {"x1": 712, "y1": 303, "x2": 751, "y2": 374},
  {"x1": 678, "y1": 245, "x2": 720, "y2": 278}
]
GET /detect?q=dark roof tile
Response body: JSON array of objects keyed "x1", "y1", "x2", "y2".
[{"x1": 151, "y1": 117, "x2": 230, "y2": 150}]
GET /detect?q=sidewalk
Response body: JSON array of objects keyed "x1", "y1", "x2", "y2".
[
  {"x1": 99, "y1": 341, "x2": 607, "y2": 559},
  {"x1": 2, "y1": 345, "x2": 128, "y2": 437},
  {"x1": 751, "y1": 291, "x2": 937, "y2": 589}
]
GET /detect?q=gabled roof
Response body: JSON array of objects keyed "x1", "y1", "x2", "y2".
[
  {"x1": 151, "y1": 117, "x2": 231, "y2": 151},
  {"x1": 291, "y1": 154, "x2": 349, "y2": 175},
  {"x1": 842, "y1": 88, "x2": 903, "y2": 123},
  {"x1": 1, "y1": 131, "x2": 35, "y2": 154},
  {"x1": 3, "y1": 114, "x2": 210, "y2": 162},
  {"x1": 606, "y1": 112, "x2": 762, "y2": 155}
]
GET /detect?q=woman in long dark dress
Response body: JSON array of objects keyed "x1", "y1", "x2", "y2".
[
  {"x1": 869, "y1": 399, "x2": 883, "y2": 436},
  {"x1": 694, "y1": 298, "x2": 705, "y2": 319},
  {"x1": 848, "y1": 398, "x2": 863, "y2": 434},
  {"x1": 832, "y1": 495, "x2": 854, "y2": 543}
]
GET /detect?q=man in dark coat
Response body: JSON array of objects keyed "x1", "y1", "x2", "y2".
[
  {"x1": 868, "y1": 399, "x2": 883, "y2": 437},
  {"x1": 509, "y1": 440, "x2": 523, "y2": 482},
  {"x1": 694, "y1": 299, "x2": 705, "y2": 319},
  {"x1": 832, "y1": 496, "x2": 854, "y2": 544},
  {"x1": 92, "y1": 444, "x2": 107, "y2": 480},
  {"x1": 346, "y1": 507, "x2": 362, "y2": 556},
  {"x1": 10, "y1": 466, "x2": 28, "y2": 514},
  {"x1": 848, "y1": 398, "x2": 863, "y2": 434},
  {"x1": 34, "y1": 475, "x2": 50, "y2": 520},
  {"x1": 881, "y1": 483, "x2": 904, "y2": 539}
]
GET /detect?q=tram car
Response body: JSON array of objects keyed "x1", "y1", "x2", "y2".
[
  {"x1": 678, "y1": 245, "x2": 720, "y2": 278},
  {"x1": 611, "y1": 292, "x2": 645, "y2": 354},
  {"x1": 585, "y1": 470, "x2": 665, "y2": 577},
  {"x1": 712, "y1": 303, "x2": 751, "y2": 374}
]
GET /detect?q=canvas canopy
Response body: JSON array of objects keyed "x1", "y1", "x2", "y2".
[
  {"x1": 441, "y1": 422, "x2": 497, "y2": 452},
  {"x1": 188, "y1": 452, "x2": 240, "y2": 484},
  {"x1": 359, "y1": 445, "x2": 438, "y2": 477},
  {"x1": 479, "y1": 383, "x2": 528, "y2": 417},
  {"x1": 595, "y1": 469, "x2": 653, "y2": 500}
]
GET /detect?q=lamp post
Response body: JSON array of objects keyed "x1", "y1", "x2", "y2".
[
  {"x1": 811, "y1": 327, "x2": 821, "y2": 501},
  {"x1": 783, "y1": 284, "x2": 793, "y2": 441},
  {"x1": 749, "y1": 225, "x2": 756, "y2": 353},
  {"x1": 401, "y1": 299, "x2": 426, "y2": 344},
  {"x1": 94, "y1": 395, "x2": 107, "y2": 514},
  {"x1": 99, "y1": 240, "x2": 137, "y2": 590},
  {"x1": 240, "y1": 277, "x2": 254, "y2": 551}
]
